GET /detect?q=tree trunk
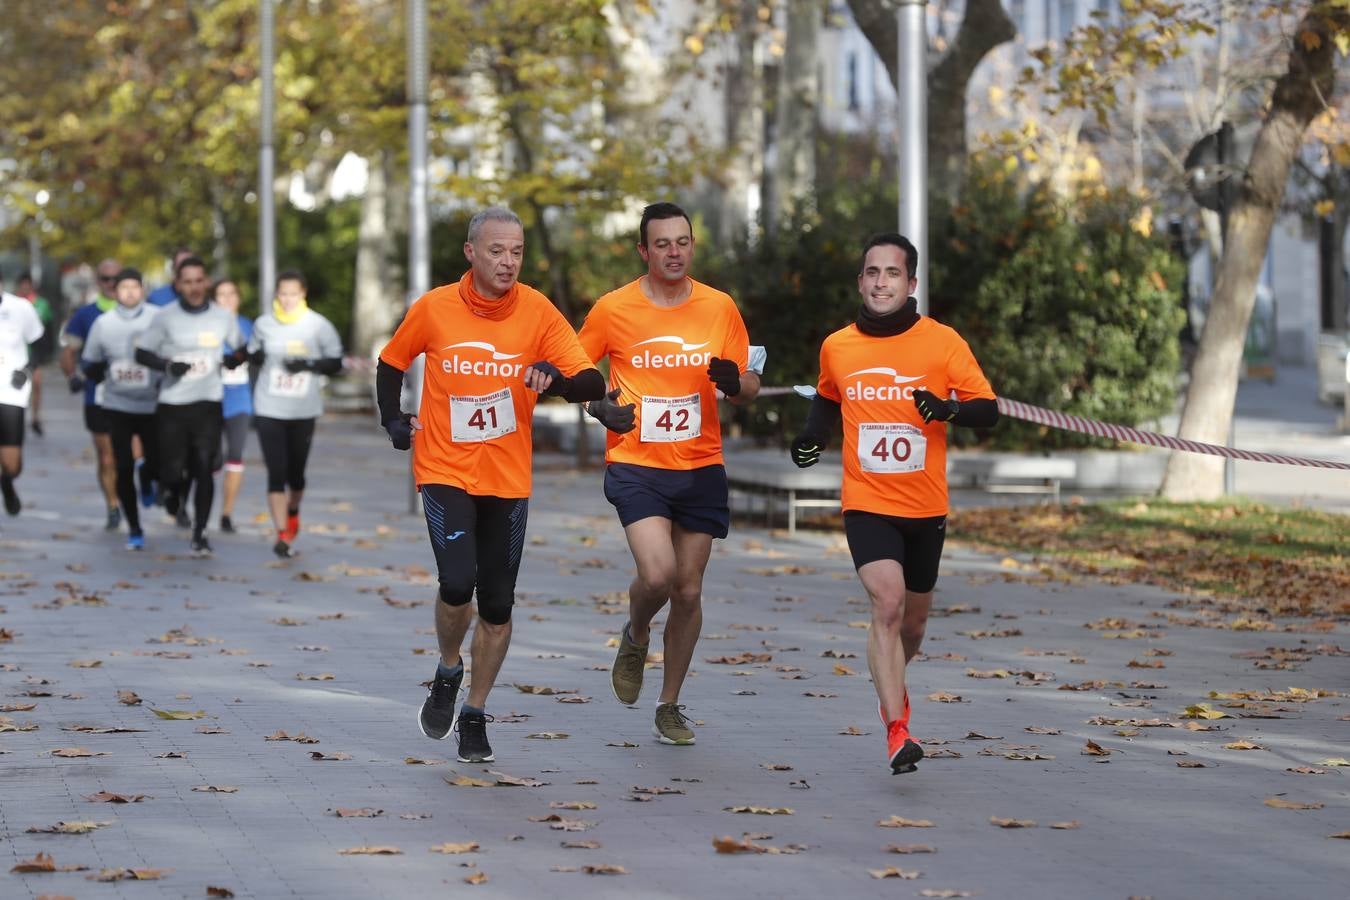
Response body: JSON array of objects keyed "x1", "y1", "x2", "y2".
[
  {"x1": 766, "y1": 0, "x2": 820, "y2": 234},
  {"x1": 1160, "y1": 4, "x2": 1347, "y2": 499},
  {"x1": 847, "y1": 0, "x2": 1015, "y2": 205},
  {"x1": 717, "y1": 0, "x2": 762, "y2": 244},
  {"x1": 352, "y1": 149, "x2": 400, "y2": 357}
]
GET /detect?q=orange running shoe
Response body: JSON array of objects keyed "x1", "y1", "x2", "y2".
[
  {"x1": 287, "y1": 512, "x2": 301, "y2": 538},
  {"x1": 887, "y1": 719, "x2": 923, "y2": 775}
]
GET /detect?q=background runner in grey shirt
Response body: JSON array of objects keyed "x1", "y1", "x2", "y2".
[
  {"x1": 249, "y1": 307, "x2": 343, "y2": 419},
  {"x1": 134, "y1": 302, "x2": 242, "y2": 405},
  {"x1": 82, "y1": 302, "x2": 161, "y2": 415}
]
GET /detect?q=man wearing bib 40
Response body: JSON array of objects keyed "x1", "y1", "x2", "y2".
[
  {"x1": 377, "y1": 207, "x2": 604, "y2": 763},
  {"x1": 791, "y1": 233, "x2": 998, "y2": 775},
  {"x1": 0, "y1": 286, "x2": 45, "y2": 518},
  {"x1": 134, "y1": 256, "x2": 247, "y2": 558},
  {"x1": 578, "y1": 202, "x2": 759, "y2": 746},
  {"x1": 248, "y1": 270, "x2": 343, "y2": 559},
  {"x1": 80, "y1": 269, "x2": 161, "y2": 551}
]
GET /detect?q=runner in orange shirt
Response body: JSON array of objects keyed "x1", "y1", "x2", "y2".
[
  {"x1": 791, "y1": 233, "x2": 999, "y2": 775},
  {"x1": 579, "y1": 202, "x2": 760, "y2": 746},
  {"x1": 376, "y1": 207, "x2": 604, "y2": 763}
]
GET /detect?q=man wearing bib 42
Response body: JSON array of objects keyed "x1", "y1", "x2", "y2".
[
  {"x1": 248, "y1": 270, "x2": 343, "y2": 559},
  {"x1": 134, "y1": 256, "x2": 247, "y2": 558},
  {"x1": 578, "y1": 202, "x2": 759, "y2": 746},
  {"x1": 81, "y1": 269, "x2": 161, "y2": 550},
  {"x1": 377, "y1": 207, "x2": 604, "y2": 763},
  {"x1": 791, "y1": 233, "x2": 998, "y2": 775}
]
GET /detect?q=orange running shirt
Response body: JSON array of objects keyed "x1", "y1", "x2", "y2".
[
  {"x1": 578, "y1": 278, "x2": 749, "y2": 470},
  {"x1": 817, "y1": 317, "x2": 995, "y2": 518},
  {"x1": 379, "y1": 280, "x2": 594, "y2": 498}
]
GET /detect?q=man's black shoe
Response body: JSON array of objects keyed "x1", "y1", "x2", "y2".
[
  {"x1": 1, "y1": 475, "x2": 20, "y2": 516},
  {"x1": 175, "y1": 507, "x2": 191, "y2": 529},
  {"x1": 105, "y1": 507, "x2": 121, "y2": 531},
  {"x1": 418, "y1": 664, "x2": 462, "y2": 740},
  {"x1": 455, "y1": 710, "x2": 495, "y2": 763},
  {"x1": 220, "y1": 515, "x2": 236, "y2": 534}
]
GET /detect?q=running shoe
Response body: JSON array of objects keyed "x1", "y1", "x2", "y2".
[
  {"x1": 653, "y1": 702, "x2": 695, "y2": 745},
  {"x1": 126, "y1": 532, "x2": 145, "y2": 552},
  {"x1": 454, "y1": 711, "x2": 495, "y2": 763},
  {"x1": 219, "y1": 515, "x2": 236, "y2": 534},
  {"x1": 162, "y1": 489, "x2": 179, "y2": 515},
  {"x1": 175, "y1": 507, "x2": 191, "y2": 530},
  {"x1": 287, "y1": 511, "x2": 301, "y2": 538},
  {"x1": 0, "y1": 475, "x2": 20, "y2": 516},
  {"x1": 887, "y1": 720, "x2": 923, "y2": 775},
  {"x1": 190, "y1": 535, "x2": 213, "y2": 558},
  {"x1": 30, "y1": 420, "x2": 44, "y2": 437},
  {"x1": 136, "y1": 461, "x2": 157, "y2": 508},
  {"x1": 273, "y1": 538, "x2": 296, "y2": 559},
  {"x1": 105, "y1": 506, "x2": 121, "y2": 531},
  {"x1": 610, "y1": 622, "x2": 648, "y2": 705},
  {"x1": 418, "y1": 664, "x2": 463, "y2": 740}
]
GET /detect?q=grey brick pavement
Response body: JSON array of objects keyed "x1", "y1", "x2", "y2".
[{"x1": 1, "y1": 387, "x2": 1346, "y2": 899}]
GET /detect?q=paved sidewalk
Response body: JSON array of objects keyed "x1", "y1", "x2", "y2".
[{"x1": 1, "y1": 388, "x2": 1346, "y2": 899}]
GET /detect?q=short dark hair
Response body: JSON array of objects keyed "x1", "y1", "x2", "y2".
[
  {"x1": 208, "y1": 278, "x2": 238, "y2": 301},
  {"x1": 15, "y1": 273, "x2": 32, "y2": 286},
  {"x1": 639, "y1": 202, "x2": 691, "y2": 247},
  {"x1": 114, "y1": 267, "x2": 142, "y2": 286},
  {"x1": 275, "y1": 269, "x2": 307, "y2": 291},
  {"x1": 860, "y1": 233, "x2": 917, "y2": 280},
  {"x1": 174, "y1": 255, "x2": 208, "y2": 277}
]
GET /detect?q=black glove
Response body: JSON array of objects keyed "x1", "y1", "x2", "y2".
[
  {"x1": 384, "y1": 414, "x2": 413, "y2": 451},
  {"x1": 585, "y1": 388, "x2": 636, "y2": 434},
  {"x1": 790, "y1": 433, "x2": 823, "y2": 468},
  {"x1": 913, "y1": 389, "x2": 957, "y2": 424},
  {"x1": 84, "y1": 361, "x2": 109, "y2": 384},
  {"x1": 706, "y1": 356, "x2": 741, "y2": 397},
  {"x1": 68, "y1": 373, "x2": 85, "y2": 393},
  {"x1": 222, "y1": 347, "x2": 250, "y2": 370},
  {"x1": 167, "y1": 361, "x2": 192, "y2": 378},
  {"x1": 528, "y1": 360, "x2": 569, "y2": 397},
  {"x1": 10, "y1": 369, "x2": 28, "y2": 390},
  {"x1": 283, "y1": 358, "x2": 314, "y2": 373},
  {"x1": 249, "y1": 349, "x2": 267, "y2": 366}
]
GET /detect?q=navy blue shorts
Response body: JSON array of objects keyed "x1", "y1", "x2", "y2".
[{"x1": 603, "y1": 462, "x2": 730, "y2": 539}]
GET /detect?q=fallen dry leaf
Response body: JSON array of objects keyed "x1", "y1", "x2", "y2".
[
  {"x1": 550, "y1": 800, "x2": 597, "y2": 810},
  {"x1": 404, "y1": 756, "x2": 444, "y2": 765},
  {"x1": 331, "y1": 808, "x2": 383, "y2": 818},
  {"x1": 463, "y1": 871, "x2": 489, "y2": 884},
  {"x1": 10, "y1": 851, "x2": 88, "y2": 873},
  {"x1": 1264, "y1": 796, "x2": 1324, "y2": 810},
  {"x1": 1049, "y1": 821, "x2": 1081, "y2": 830},
  {"x1": 309, "y1": 751, "x2": 352, "y2": 761},
  {"x1": 632, "y1": 785, "x2": 685, "y2": 795},
  {"x1": 927, "y1": 691, "x2": 965, "y2": 703},
  {"x1": 337, "y1": 846, "x2": 402, "y2": 855},
  {"x1": 151, "y1": 708, "x2": 206, "y2": 720},
  {"x1": 265, "y1": 730, "x2": 320, "y2": 744},
  {"x1": 445, "y1": 773, "x2": 494, "y2": 788},
  {"x1": 1024, "y1": 726, "x2": 1062, "y2": 735},
  {"x1": 69, "y1": 659, "x2": 102, "y2": 668},
  {"x1": 1181, "y1": 703, "x2": 1232, "y2": 720},
  {"x1": 525, "y1": 732, "x2": 569, "y2": 740},
  {"x1": 1317, "y1": 757, "x2": 1350, "y2": 767},
  {"x1": 88, "y1": 867, "x2": 171, "y2": 881},
  {"x1": 832, "y1": 663, "x2": 858, "y2": 676},
  {"x1": 295, "y1": 673, "x2": 335, "y2": 681},
  {"x1": 870, "y1": 867, "x2": 921, "y2": 879},
  {"x1": 725, "y1": 805, "x2": 793, "y2": 815},
  {"x1": 1082, "y1": 739, "x2": 1114, "y2": 757},
  {"x1": 27, "y1": 820, "x2": 114, "y2": 834},
  {"x1": 838, "y1": 725, "x2": 871, "y2": 735},
  {"x1": 1286, "y1": 766, "x2": 1326, "y2": 775},
  {"x1": 1, "y1": 702, "x2": 37, "y2": 712},
  {"x1": 512, "y1": 683, "x2": 575, "y2": 695},
  {"x1": 887, "y1": 844, "x2": 937, "y2": 854},
  {"x1": 990, "y1": 817, "x2": 1037, "y2": 828},
  {"x1": 191, "y1": 785, "x2": 239, "y2": 793},
  {"x1": 429, "y1": 842, "x2": 480, "y2": 854},
  {"x1": 1330, "y1": 831, "x2": 1350, "y2": 839},
  {"x1": 919, "y1": 891, "x2": 974, "y2": 898},
  {"x1": 581, "y1": 864, "x2": 628, "y2": 875},
  {"x1": 207, "y1": 888, "x2": 235, "y2": 898},
  {"x1": 84, "y1": 792, "x2": 148, "y2": 803},
  {"x1": 529, "y1": 814, "x2": 595, "y2": 832},
  {"x1": 1176, "y1": 760, "x2": 1209, "y2": 768},
  {"x1": 1224, "y1": 740, "x2": 1265, "y2": 751},
  {"x1": 562, "y1": 840, "x2": 602, "y2": 849},
  {"x1": 706, "y1": 652, "x2": 773, "y2": 665},
  {"x1": 49, "y1": 748, "x2": 107, "y2": 758},
  {"x1": 878, "y1": 816, "x2": 935, "y2": 828},
  {"x1": 490, "y1": 770, "x2": 548, "y2": 787}
]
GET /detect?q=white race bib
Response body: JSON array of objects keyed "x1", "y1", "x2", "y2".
[
  {"x1": 173, "y1": 352, "x2": 212, "y2": 381},
  {"x1": 450, "y1": 388, "x2": 517, "y2": 442},
  {"x1": 857, "y1": 423, "x2": 927, "y2": 474},
  {"x1": 221, "y1": 363, "x2": 250, "y2": 386},
  {"x1": 639, "y1": 393, "x2": 701, "y2": 443},
  {"x1": 109, "y1": 361, "x2": 151, "y2": 388},
  {"x1": 267, "y1": 366, "x2": 312, "y2": 398}
]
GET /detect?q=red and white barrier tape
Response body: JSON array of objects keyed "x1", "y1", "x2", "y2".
[
  {"x1": 761, "y1": 386, "x2": 1350, "y2": 470},
  {"x1": 997, "y1": 397, "x2": 1350, "y2": 470}
]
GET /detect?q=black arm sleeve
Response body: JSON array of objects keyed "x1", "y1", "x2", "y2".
[
  {"x1": 376, "y1": 359, "x2": 406, "y2": 424},
  {"x1": 802, "y1": 393, "x2": 842, "y2": 445},
  {"x1": 312, "y1": 357, "x2": 344, "y2": 376},
  {"x1": 134, "y1": 348, "x2": 169, "y2": 372},
  {"x1": 557, "y1": 367, "x2": 605, "y2": 404},
  {"x1": 952, "y1": 397, "x2": 999, "y2": 429}
]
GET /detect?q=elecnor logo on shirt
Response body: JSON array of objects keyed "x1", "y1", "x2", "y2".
[
  {"x1": 630, "y1": 335, "x2": 711, "y2": 369},
  {"x1": 441, "y1": 341, "x2": 524, "y2": 377},
  {"x1": 843, "y1": 366, "x2": 927, "y2": 401}
]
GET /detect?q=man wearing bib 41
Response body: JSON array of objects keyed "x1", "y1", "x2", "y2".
[
  {"x1": 248, "y1": 270, "x2": 343, "y2": 559},
  {"x1": 791, "y1": 233, "x2": 999, "y2": 775},
  {"x1": 377, "y1": 207, "x2": 604, "y2": 764},
  {"x1": 578, "y1": 202, "x2": 759, "y2": 746}
]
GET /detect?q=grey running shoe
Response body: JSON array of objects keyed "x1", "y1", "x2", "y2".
[
  {"x1": 610, "y1": 622, "x2": 648, "y2": 705},
  {"x1": 455, "y1": 711, "x2": 494, "y2": 763},
  {"x1": 653, "y1": 702, "x2": 695, "y2": 745},
  {"x1": 105, "y1": 506, "x2": 121, "y2": 531}
]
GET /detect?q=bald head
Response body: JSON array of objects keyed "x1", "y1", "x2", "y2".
[{"x1": 96, "y1": 258, "x2": 121, "y2": 295}]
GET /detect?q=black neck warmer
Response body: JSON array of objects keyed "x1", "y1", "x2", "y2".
[
  {"x1": 178, "y1": 297, "x2": 209, "y2": 315},
  {"x1": 857, "y1": 296, "x2": 919, "y2": 337}
]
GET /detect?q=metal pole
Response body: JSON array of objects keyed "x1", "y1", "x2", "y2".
[
  {"x1": 896, "y1": 0, "x2": 928, "y2": 314},
  {"x1": 407, "y1": 0, "x2": 430, "y2": 513},
  {"x1": 259, "y1": 0, "x2": 276, "y2": 308}
]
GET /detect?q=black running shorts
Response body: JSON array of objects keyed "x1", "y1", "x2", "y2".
[
  {"x1": 0, "y1": 403, "x2": 23, "y2": 447},
  {"x1": 843, "y1": 511, "x2": 947, "y2": 593},
  {"x1": 602, "y1": 462, "x2": 730, "y2": 539}
]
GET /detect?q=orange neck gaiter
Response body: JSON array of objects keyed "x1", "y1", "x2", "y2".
[{"x1": 459, "y1": 271, "x2": 520, "y2": 321}]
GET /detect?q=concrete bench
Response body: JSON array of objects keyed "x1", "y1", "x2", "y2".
[
  {"x1": 724, "y1": 453, "x2": 843, "y2": 537},
  {"x1": 947, "y1": 455, "x2": 1078, "y2": 503}
]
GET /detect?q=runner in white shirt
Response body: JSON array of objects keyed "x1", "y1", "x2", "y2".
[{"x1": 0, "y1": 290, "x2": 46, "y2": 516}]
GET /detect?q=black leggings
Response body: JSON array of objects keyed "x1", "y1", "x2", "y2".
[
  {"x1": 255, "y1": 416, "x2": 315, "y2": 493},
  {"x1": 157, "y1": 401, "x2": 222, "y2": 536},
  {"x1": 106, "y1": 410, "x2": 157, "y2": 534},
  {"x1": 420, "y1": 484, "x2": 528, "y2": 626}
]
